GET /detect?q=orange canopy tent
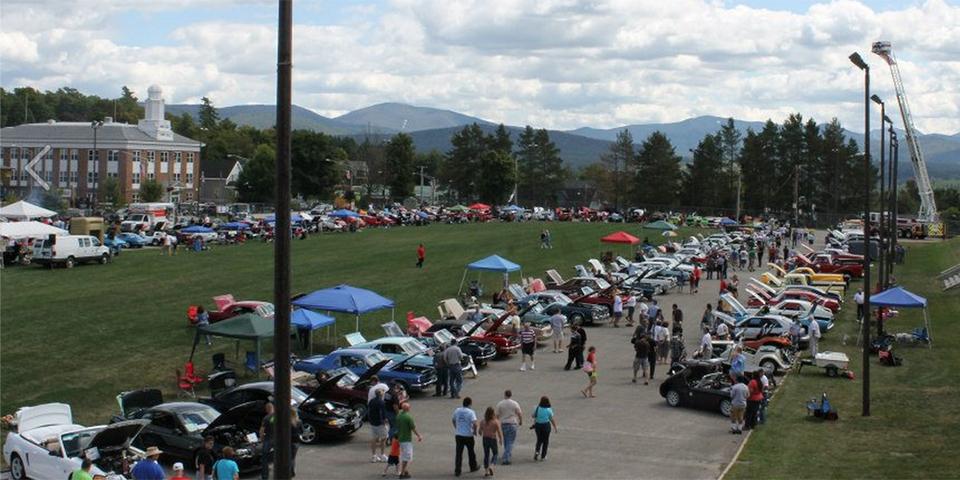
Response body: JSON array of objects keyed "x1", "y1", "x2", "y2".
[
  {"x1": 600, "y1": 231, "x2": 640, "y2": 245},
  {"x1": 468, "y1": 203, "x2": 491, "y2": 211}
]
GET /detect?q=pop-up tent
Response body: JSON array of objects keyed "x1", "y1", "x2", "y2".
[
  {"x1": 292, "y1": 284, "x2": 395, "y2": 332},
  {"x1": 448, "y1": 205, "x2": 470, "y2": 213},
  {"x1": 0, "y1": 221, "x2": 68, "y2": 239},
  {"x1": 291, "y1": 308, "x2": 336, "y2": 354},
  {"x1": 329, "y1": 209, "x2": 359, "y2": 218},
  {"x1": 872, "y1": 286, "x2": 932, "y2": 347},
  {"x1": 181, "y1": 225, "x2": 214, "y2": 234},
  {"x1": 189, "y1": 313, "x2": 274, "y2": 377},
  {"x1": 0, "y1": 201, "x2": 57, "y2": 220},
  {"x1": 458, "y1": 254, "x2": 522, "y2": 295},
  {"x1": 218, "y1": 222, "x2": 251, "y2": 230},
  {"x1": 468, "y1": 203, "x2": 491, "y2": 211},
  {"x1": 643, "y1": 220, "x2": 677, "y2": 231},
  {"x1": 601, "y1": 231, "x2": 639, "y2": 245}
]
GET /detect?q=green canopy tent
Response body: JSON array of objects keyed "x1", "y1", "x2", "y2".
[
  {"x1": 189, "y1": 313, "x2": 275, "y2": 378},
  {"x1": 643, "y1": 220, "x2": 678, "y2": 231},
  {"x1": 448, "y1": 205, "x2": 470, "y2": 213}
]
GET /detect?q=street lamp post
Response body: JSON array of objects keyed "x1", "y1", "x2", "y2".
[
  {"x1": 91, "y1": 120, "x2": 103, "y2": 207},
  {"x1": 849, "y1": 51, "x2": 871, "y2": 417},
  {"x1": 889, "y1": 129, "x2": 899, "y2": 278},
  {"x1": 871, "y1": 95, "x2": 886, "y2": 291}
]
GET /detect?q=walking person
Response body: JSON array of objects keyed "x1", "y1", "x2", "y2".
[
  {"x1": 397, "y1": 403, "x2": 423, "y2": 479},
  {"x1": 631, "y1": 331, "x2": 651, "y2": 385},
  {"x1": 212, "y1": 447, "x2": 240, "y2": 480},
  {"x1": 729, "y1": 376, "x2": 749, "y2": 434},
  {"x1": 479, "y1": 407, "x2": 503, "y2": 477},
  {"x1": 624, "y1": 293, "x2": 637, "y2": 327},
  {"x1": 196, "y1": 305, "x2": 212, "y2": 346},
  {"x1": 564, "y1": 322, "x2": 585, "y2": 370},
  {"x1": 452, "y1": 397, "x2": 480, "y2": 476},
  {"x1": 548, "y1": 307, "x2": 566, "y2": 353},
  {"x1": 699, "y1": 326, "x2": 713, "y2": 359},
  {"x1": 671, "y1": 304, "x2": 683, "y2": 336},
  {"x1": 745, "y1": 371, "x2": 764, "y2": 430},
  {"x1": 729, "y1": 346, "x2": 746, "y2": 382},
  {"x1": 531, "y1": 396, "x2": 559, "y2": 461},
  {"x1": 416, "y1": 243, "x2": 425, "y2": 268},
  {"x1": 808, "y1": 317, "x2": 821, "y2": 358},
  {"x1": 385, "y1": 383, "x2": 402, "y2": 439},
  {"x1": 611, "y1": 291, "x2": 623, "y2": 327},
  {"x1": 692, "y1": 265, "x2": 702, "y2": 293},
  {"x1": 581, "y1": 346, "x2": 598, "y2": 398},
  {"x1": 539, "y1": 230, "x2": 548, "y2": 249},
  {"x1": 689, "y1": 270, "x2": 696, "y2": 294},
  {"x1": 368, "y1": 388, "x2": 389, "y2": 462},
  {"x1": 495, "y1": 390, "x2": 522, "y2": 465},
  {"x1": 444, "y1": 341, "x2": 465, "y2": 398},
  {"x1": 655, "y1": 321, "x2": 670, "y2": 365},
  {"x1": 854, "y1": 289, "x2": 865, "y2": 322},
  {"x1": 195, "y1": 436, "x2": 216, "y2": 480},
  {"x1": 519, "y1": 323, "x2": 537, "y2": 371},
  {"x1": 434, "y1": 343, "x2": 449, "y2": 397}
]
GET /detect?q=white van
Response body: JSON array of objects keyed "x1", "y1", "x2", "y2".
[{"x1": 32, "y1": 235, "x2": 111, "y2": 268}]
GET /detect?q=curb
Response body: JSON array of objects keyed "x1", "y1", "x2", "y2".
[{"x1": 718, "y1": 370, "x2": 791, "y2": 480}]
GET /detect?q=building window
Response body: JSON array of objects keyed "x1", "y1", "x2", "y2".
[
  {"x1": 59, "y1": 171, "x2": 68, "y2": 185},
  {"x1": 44, "y1": 149, "x2": 53, "y2": 161},
  {"x1": 185, "y1": 191, "x2": 193, "y2": 201},
  {"x1": 132, "y1": 193, "x2": 140, "y2": 202},
  {"x1": 8, "y1": 147, "x2": 16, "y2": 160},
  {"x1": 20, "y1": 169, "x2": 28, "y2": 181},
  {"x1": 70, "y1": 149, "x2": 79, "y2": 162},
  {"x1": 59, "y1": 149, "x2": 68, "y2": 162},
  {"x1": 22, "y1": 148, "x2": 31, "y2": 161},
  {"x1": 187, "y1": 152, "x2": 195, "y2": 162},
  {"x1": 175, "y1": 152, "x2": 182, "y2": 162},
  {"x1": 132, "y1": 172, "x2": 141, "y2": 184},
  {"x1": 174, "y1": 172, "x2": 181, "y2": 183},
  {"x1": 160, "y1": 151, "x2": 168, "y2": 162},
  {"x1": 108, "y1": 172, "x2": 119, "y2": 179},
  {"x1": 108, "y1": 150, "x2": 119, "y2": 163},
  {"x1": 133, "y1": 151, "x2": 141, "y2": 162},
  {"x1": 161, "y1": 160, "x2": 169, "y2": 174},
  {"x1": 87, "y1": 171, "x2": 99, "y2": 185},
  {"x1": 70, "y1": 171, "x2": 79, "y2": 183},
  {"x1": 148, "y1": 172, "x2": 155, "y2": 180},
  {"x1": 147, "y1": 151, "x2": 155, "y2": 162},
  {"x1": 186, "y1": 173, "x2": 194, "y2": 184},
  {"x1": 44, "y1": 171, "x2": 52, "y2": 182}
]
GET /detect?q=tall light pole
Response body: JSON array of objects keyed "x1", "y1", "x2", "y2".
[
  {"x1": 889, "y1": 129, "x2": 899, "y2": 278},
  {"x1": 871, "y1": 95, "x2": 886, "y2": 291},
  {"x1": 850, "y1": 51, "x2": 871, "y2": 417},
  {"x1": 91, "y1": 120, "x2": 103, "y2": 207},
  {"x1": 272, "y1": 0, "x2": 293, "y2": 477}
]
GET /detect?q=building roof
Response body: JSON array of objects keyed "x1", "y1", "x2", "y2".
[
  {"x1": 0, "y1": 121, "x2": 201, "y2": 149},
  {"x1": 200, "y1": 157, "x2": 242, "y2": 178}
]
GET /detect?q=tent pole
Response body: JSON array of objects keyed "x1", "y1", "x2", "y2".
[
  {"x1": 458, "y1": 269, "x2": 468, "y2": 296},
  {"x1": 355, "y1": 314, "x2": 360, "y2": 333},
  {"x1": 925, "y1": 308, "x2": 932, "y2": 348}
]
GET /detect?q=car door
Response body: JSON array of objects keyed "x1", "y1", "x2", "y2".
[
  {"x1": 140, "y1": 410, "x2": 190, "y2": 458},
  {"x1": 18, "y1": 435, "x2": 62, "y2": 480}
]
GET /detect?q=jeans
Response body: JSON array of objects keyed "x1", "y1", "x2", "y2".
[
  {"x1": 501, "y1": 424, "x2": 518, "y2": 463},
  {"x1": 386, "y1": 411, "x2": 398, "y2": 439},
  {"x1": 745, "y1": 400, "x2": 760, "y2": 429},
  {"x1": 534, "y1": 423, "x2": 551, "y2": 459},
  {"x1": 564, "y1": 347, "x2": 583, "y2": 370},
  {"x1": 647, "y1": 352, "x2": 657, "y2": 379},
  {"x1": 448, "y1": 366, "x2": 463, "y2": 397},
  {"x1": 436, "y1": 366, "x2": 449, "y2": 396},
  {"x1": 260, "y1": 439, "x2": 272, "y2": 480},
  {"x1": 454, "y1": 435, "x2": 478, "y2": 474},
  {"x1": 759, "y1": 393, "x2": 768, "y2": 424},
  {"x1": 482, "y1": 437, "x2": 499, "y2": 468}
]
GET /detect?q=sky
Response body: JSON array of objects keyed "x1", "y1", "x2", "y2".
[{"x1": 1, "y1": 0, "x2": 958, "y2": 135}]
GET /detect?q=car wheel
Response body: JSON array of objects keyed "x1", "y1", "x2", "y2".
[
  {"x1": 299, "y1": 421, "x2": 319, "y2": 444},
  {"x1": 665, "y1": 390, "x2": 681, "y2": 407},
  {"x1": 719, "y1": 399, "x2": 733, "y2": 417},
  {"x1": 99, "y1": 253, "x2": 109, "y2": 264},
  {"x1": 65, "y1": 256, "x2": 75, "y2": 268},
  {"x1": 10, "y1": 453, "x2": 26, "y2": 480},
  {"x1": 760, "y1": 359, "x2": 777, "y2": 376},
  {"x1": 570, "y1": 314, "x2": 584, "y2": 326},
  {"x1": 351, "y1": 401, "x2": 368, "y2": 420},
  {"x1": 826, "y1": 366, "x2": 839, "y2": 377}
]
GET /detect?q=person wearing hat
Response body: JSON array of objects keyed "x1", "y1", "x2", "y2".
[
  {"x1": 170, "y1": 462, "x2": 190, "y2": 480},
  {"x1": 131, "y1": 446, "x2": 165, "y2": 480}
]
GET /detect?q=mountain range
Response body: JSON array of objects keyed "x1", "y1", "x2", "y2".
[{"x1": 165, "y1": 102, "x2": 960, "y2": 179}]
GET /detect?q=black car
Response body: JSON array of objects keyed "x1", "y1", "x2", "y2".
[
  {"x1": 200, "y1": 382, "x2": 363, "y2": 444},
  {"x1": 659, "y1": 363, "x2": 733, "y2": 417},
  {"x1": 113, "y1": 389, "x2": 263, "y2": 472},
  {"x1": 419, "y1": 327, "x2": 497, "y2": 366},
  {"x1": 518, "y1": 292, "x2": 611, "y2": 325}
]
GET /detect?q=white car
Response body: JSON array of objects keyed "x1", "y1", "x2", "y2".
[
  {"x1": 3, "y1": 403, "x2": 148, "y2": 480},
  {"x1": 711, "y1": 340, "x2": 794, "y2": 375},
  {"x1": 31, "y1": 235, "x2": 111, "y2": 268}
]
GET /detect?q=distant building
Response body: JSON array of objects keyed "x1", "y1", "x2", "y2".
[
  {"x1": 200, "y1": 157, "x2": 243, "y2": 204},
  {"x1": 0, "y1": 85, "x2": 202, "y2": 206}
]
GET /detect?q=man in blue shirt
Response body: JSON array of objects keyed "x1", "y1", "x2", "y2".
[
  {"x1": 451, "y1": 397, "x2": 479, "y2": 476},
  {"x1": 214, "y1": 447, "x2": 241, "y2": 480},
  {"x1": 131, "y1": 446, "x2": 165, "y2": 480}
]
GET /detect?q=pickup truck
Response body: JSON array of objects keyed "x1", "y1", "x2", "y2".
[{"x1": 293, "y1": 348, "x2": 437, "y2": 392}]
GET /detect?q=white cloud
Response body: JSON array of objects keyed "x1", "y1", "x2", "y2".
[{"x1": 1, "y1": 0, "x2": 958, "y2": 134}]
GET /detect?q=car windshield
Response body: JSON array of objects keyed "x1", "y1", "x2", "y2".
[
  {"x1": 60, "y1": 427, "x2": 102, "y2": 459},
  {"x1": 399, "y1": 339, "x2": 427, "y2": 355},
  {"x1": 290, "y1": 386, "x2": 310, "y2": 405},
  {"x1": 179, "y1": 405, "x2": 220, "y2": 433},
  {"x1": 595, "y1": 278, "x2": 611, "y2": 289},
  {"x1": 434, "y1": 329, "x2": 455, "y2": 344},
  {"x1": 364, "y1": 351, "x2": 389, "y2": 367},
  {"x1": 530, "y1": 303, "x2": 545, "y2": 314},
  {"x1": 553, "y1": 293, "x2": 573, "y2": 304},
  {"x1": 256, "y1": 304, "x2": 275, "y2": 317},
  {"x1": 327, "y1": 367, "x2": 359, "y2": 387},
  {"x1": 463, "y1": 321, "x2": 481, "y2": 334}
]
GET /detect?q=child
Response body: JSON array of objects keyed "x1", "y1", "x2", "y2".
[{"x1": 383, "y1": 434, "x2": 400, "y2": 477}]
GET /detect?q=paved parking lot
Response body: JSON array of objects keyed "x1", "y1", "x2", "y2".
[{"x1": 276, "y1": 276, "x2": 746, "y2": 480}]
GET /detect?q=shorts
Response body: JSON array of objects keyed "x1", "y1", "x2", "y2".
[
  {"x1": 399, "y1": 442, "x2": 414, "y2": 462},
  {"x1": 553, "y1": 330, "x2": 564, "y2": 341},
  {"x1": 657, "y1": 342, "x2": 669, "y2": 357},
  {"x1": 730, "y1": 406, "x2": 746, "y2": 422},
  {"x1": 614, "y1": 312, "x2": 623, "y2": 319},
  {"x1": 371, "y1": 424, "x2": 388, "y2": 440},
  {"x1": 522, "y1": 343, "x2": 535, "y2": 356},
  {"x1": 633, "y1": 357, "x2": 648, "y2": 373},
  {"x1": 387, "y1": 455, "x2": 399, "y2": 466}
]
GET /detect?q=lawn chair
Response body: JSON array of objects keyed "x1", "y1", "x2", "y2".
[
  {"x1": 212, "y1": 352, "x2": 232, "y2": 371},
  {"x1": 176, "y1": 368, "x2": 196, "y2": 398},
  {"x1": 183, "y1": 361, "x2": 204, "y2": 385},
  {"x1": 245, "y1": 351, "x2": 260, "y2": 374},
  {"x1": 186, "y1": 305, "x2": 199, "y2": 325}
]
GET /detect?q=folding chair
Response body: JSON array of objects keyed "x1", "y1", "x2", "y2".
[
  {"x1": 183, "y1": 361, "x2": 204, "y2": 385},
  {"x1": 176, "y1": 368, "x2": 196, "y2": 397},
  {"x1": 212, "y1": 352, "x2": 232, "y2": 371},
  {"x1": 245, "y1": 351, "x2": 260, "y2": 374}
]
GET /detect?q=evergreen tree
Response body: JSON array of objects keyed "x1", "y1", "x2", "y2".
[
  {"x1": 236, "y1": 144, "x2": 276, "y2": 202},
  {"x1": 517, "y1": 127, "x2": 565, "y2": 206},
  {"x1": 385, "y1": 133, "x2": 416, "y2": 200},
  {"x1": 476, "y1": 149, "x2": 516, "y2": 205},
  {"x1": 718, "y1": 118, "x2": 742, "y2": 211},
  {"x1": 600, "y1": 129, "x2": 634, "y2": 210},
  {"x1": 198, "y1": 97, "x2": 220, "y2": 131},
  {"x1": 139, "y1": 179, "x2": 164, "y2": 202},
  {"x1": 291, "y1": 130, "x2": 343, "y2": 200},
  {"x1": 682, "y1": 133, "x2": 725, "y2": 208},
  {"x1": 441, "y1": 123, "x2": 488, "y2": 201},
  {"x1": 633, "y1": 132, "x2": 682, "y2": 207}
]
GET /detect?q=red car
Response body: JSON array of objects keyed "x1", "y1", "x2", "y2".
[
  {"x1": 190, "y1": 294, "x2": 274, "y2": 324},
  {"x1": 463, "y1": 314, "x2": 521, "y2": 356},
  {"x1": 742, "y1": 335, "x2": 793, "y2": 352},
  {"x1": 746, "y1": 288, "x2": 841, "y2": 314},
  {"x1": 296, "y1": 360, "x2": 386, "y2": 418},
  {"x1": 797, "y1": 254, "x2": 864, "y2": 279}
]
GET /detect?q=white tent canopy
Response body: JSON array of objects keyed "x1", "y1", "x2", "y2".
[
  {"x1": 0, "y1": 201, "x2": 57, "y2": 220},
  {"x1": 0, "y1": 221, "x2": 68, "y2": 240}
]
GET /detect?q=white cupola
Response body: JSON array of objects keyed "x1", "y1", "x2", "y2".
[{"x1": 138, "y1": 84, "x2": 173, "y2": 140}]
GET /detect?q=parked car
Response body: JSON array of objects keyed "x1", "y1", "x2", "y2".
[
  {"x1": 732, "y1": 315, "x2": 808, "y2": 347},
  {"x1": 711, "y1": 340, "x2": 794, "y2": 375},
  {"x1": 461, "y1": 315, "x2": 521, "y2": 356},
  {"x1": 199, "y1": 382, "x2": 362, "y2": 443},
  {"x1": 295, "y1": 361, "x2": 387, "y2": 419},
  {"x1": 112, "y1": 389, "x2": 264, "y2": 472},
  {"x1": 3, "y1": 403, "x2": 148, "y2": 480},
  {"x1": 32, "y1": 235, "x2": 111, "y2": 268},
  {"x1": 659, "y1": 364, "x2": 733, "y2": 416},
  {"x1": 117, "y1": 232, "x2": 150, "y2": 248},
  {"x1": 103, "y1": 236, "x2": 128, "y2": 255},
  {"x1": 346, "y1": 333, "x2": 453, "y2": 370},
  {"x1": 293, "y1": 348, "x2": 437, "y2": 393},
  {"x1": 416, "y1": 327, "x2": 498, "y2": 366},
  {"x1": 197, "y1": 294, "x2": 275, "y2": 324},
  {"x1": 519, "y1": 291, "x2": 610, "y2": 325}
]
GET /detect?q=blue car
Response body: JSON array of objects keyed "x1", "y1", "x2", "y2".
[
  {"x1": 103, "y1": 236, "x2": 128, "y2": 255},
  {"x1": 117, "y1": 232, "x2": 150, "y2": 248},
  {"x1": 293, "y1": 348, "x2": 437, "y2": 392}
]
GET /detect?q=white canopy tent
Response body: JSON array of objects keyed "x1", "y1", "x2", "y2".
[
  {"x1": 0, "y1": 201, "x2": 57, "y2": 220},
  {"x1": 0, "y1": 221, "x2": 68, "y2": 240}
]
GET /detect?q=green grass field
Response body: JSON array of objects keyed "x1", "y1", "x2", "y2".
[
  {"x1": 0, "y1": 221, "x2": 690, "y2": 426},
  {"x1": 729, "y1": 237, "x2": 960, "y2": 479}
]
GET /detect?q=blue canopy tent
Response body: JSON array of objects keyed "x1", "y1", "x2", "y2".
[
  {"x1": 291, "y1": 308, "x2": 336, "y2": 354},
  {"x1": 458, "y1": 254, "x2": 523, "y2": 296},
  {"x1": 503, "y1": 205, "x2": 524, "y2": 212},
  {"x1": 329, "y1": 209, "x2": 359, "y2": 218},
  {"x1": 872, "y1": 286, "x2": 932, "y2": 347},
  {"x1": 218, "y1": 222, "x2": 251, "y2": 230},
  {"x1": 292, "y1": 284, "x2": 395, "y2": 333},
  {"x1": 719, "y1": 217, "x2": 738, "y2": 226},
  {"x1": 265, "y1": 214, "x2": 304, "y2": 223},
  {"x1": 181, "y1": 225, "x2": 214, "y2": 234}
]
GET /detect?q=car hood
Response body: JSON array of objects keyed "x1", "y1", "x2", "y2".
[
  {"x1": 89, "y1": 419, "x2": 149, "y2": 450},
  {"x1": 356, "y1": 359, "x2": 391, "y2": 385},
  {"x1": 118, "y1": 389, "x2": 163, "y2": 417},
  {"x1": 391, "y1": 353, "x2": 421, "y2": 369},
  {"x1": 205, "y1": 401, "x2": 263, "y2": 433}
]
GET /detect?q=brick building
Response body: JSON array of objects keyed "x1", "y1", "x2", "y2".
[{"x1": 0, "y1": 85, "x2": 202, "y2": 205}]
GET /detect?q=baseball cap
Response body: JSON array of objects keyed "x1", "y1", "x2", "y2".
[{"x1": 173, "y1": 462, "x2": 184, "y2": 471}]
